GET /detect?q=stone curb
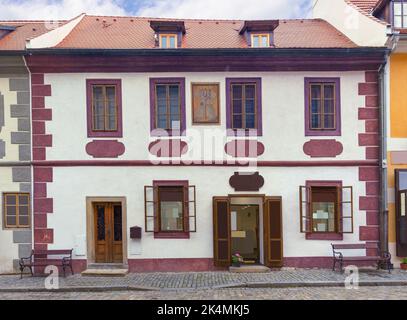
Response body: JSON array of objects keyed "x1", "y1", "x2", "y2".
[{"x1": 1, "y1": 280, "x2": 407, "y2": 293}]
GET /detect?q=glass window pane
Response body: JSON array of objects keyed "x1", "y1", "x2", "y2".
[
  {"x1": 7, "y1": 216, "x2": 16, "y2": 227},
  {"x1": 395, "y1": 16, "x2": 402, "y2": 28},
  {"x1": 114, "y1": 206, "x2": 122, "y2": 242},
  {"x1": 324, "y1": 99, "x2": 335, "y2": 114},
  {"x1": 170, "y1": 113, "x2": 180, "y2": 123},
  {"x1": 261, "y1": 35, "x2": 269, "y2": 47},
  {"x1": 96, "y1": 206, "x2": 105, "y2": 241},
  {"x1": 108, "y1": 115, "x2": 117, "y2": 130},
  {"x1": 161, "y1": 36, "x2": 167, "y2": 48},
  {"x1": 233, "y1": 99, "x2": 242, "y2": 114},
  {"x1": 160, "y1": 201, "x2": 183, "y2": 231},
  {"x1": 94, "y1": 115, "x2": 105, "y2": 130},
  {"x1": 6, "y1": 206, "x2": 16, "y2": 216},
  {"x1": 156, "y1": 85, "x2": 167, "y2": 99},
  {"x1": 6, "y1": 195, "x2": 16, "y2": 205},
  {"x1": 245, "y1": 99, "x2": 255, "y2": 114},
  {"x1": 93, "y1": 87, "x2": 103, "y2": 100},
  {"x1": 233, "y1": 115, "x2": 243, "y2": 129},
  {"x1": 312, "y1": 202, "x2": 336, "y2": 232},
  {"x1": 324, "y1": 115, "x2": 335, "y2": 129},
  {"x1": 246, "y1": 114, "x2": 256, "y2": 129},
  {"x1": 232, "y1": 85, "x2": 243, "y2": 100},
  {"x1": 311, "y1": 85, "x2": 321, "y2": 99},
  {"x1": 252, "y1": 36, "x2": 259, "y2": 47},
  {"x1": 394, "y1": 3, "x2": 402, "y2": 15},
  {"x1": 19, "y1": 195, "x2": 29, "y2": 205},
  {"x1": 245, "y1": 85, "x2": 255, "y2": 99},
  {"x1": 19, "y1": 206, "x2": 29, "y2": 216},
  {"x1": 324, "y1": 85, "x2": 334, "y2": 99},
  {"x1": 401, "y1": 193, "x2": 406, "y2": 217},
  {"x1": 157, "y1": 99, "x2": 167, "y2": 115},
  {"x1": 311, "y1": 114, "x2": 321, "y2": 129},
  {"x1": 169, "y1": 36, "x2": 176, "y2": 48},
  {"x1": 311, "y1": 100, "x2": 321, "y2": 114},
  {"x1": 19, "y1": 216, "x2": 29, "y2": 226},
  {"x1": 157, "y1": 115, "x2": 167, "y2": 129}
]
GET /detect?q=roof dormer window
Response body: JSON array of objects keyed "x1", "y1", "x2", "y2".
[
  {"x1": 150, "y1": 20, "x2": 185, "y2": 49},
  {"x1": 394, "y1": 0, "x2": 407, "y2": 28},
  {"x1": 159, "y1": 34, "x2": 177, "y2": 48},
  {"x1": 251, "y1": 34, "x2": 270, "y2": 48},
  {"x1": 239, "y1": 20, "x2": 279, "y2": 48}
]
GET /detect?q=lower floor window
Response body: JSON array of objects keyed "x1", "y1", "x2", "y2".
[
  {"x1": 3, "y1": 193, "x2": 30, "y2": 229},
  {"x1": 300, "y1": 182, "x2": 353, "y2": 235},
  {"x1": 144, "y1": 182, "x2": 197, "y2": 237},
  {"x1": 158, "y1": 186, "x2": 185, "y2": 232},
  {"x1": 310, "y1": 187, "x2": 338, "y2": 233}
]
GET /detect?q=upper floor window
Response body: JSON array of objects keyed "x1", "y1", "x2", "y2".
[
  {"x1": 305, "y1": 78, "x2": 341, "y2": 136},
  {"x1": 251, "y1": 34, "x2": 270, "y2": 47},
  {"x1": 159, "y1": 34, "x2": 177, "y2": 48},
  {"x1": 3, "y1": 193, "x2": 30, "y2": 229},
  {"x1": 226, "y1": 78, "x2": 263, "y2": 136},
  {"x1": 394, "y1": 0, "x2": 407, "y2": 28},
  {"x1": 150, "y1": 78, "x2": 186, "y2": 136},
  {"x1": 86, "y1": 79, "x2": 123, "y2": 138}
]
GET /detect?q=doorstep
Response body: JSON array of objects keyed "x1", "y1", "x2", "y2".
[
  {"x1": 81, "y1": 264, "x2": 129, "y2": 277},
  {"x1": 229, "y1": 265, "x2": 271, "y2": 273}
]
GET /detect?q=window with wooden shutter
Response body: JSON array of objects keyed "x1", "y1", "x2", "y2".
[
  {"x1": 144, "y1": 182, "x2": 196, "y2": 238},
  {"x1": 213, "y1": 197, "x2": 231, "y2": 267},
  {"x1": 264, "y1": 197, "x2": 283, "y2": 267},
  {"x1": 299, "y1": 184, "x2": 353, "y2": 235},
  {"x1": 395, "y1": 170, "x2": 407, "y2": 256}
]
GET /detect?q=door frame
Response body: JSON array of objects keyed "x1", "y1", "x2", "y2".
[{"x1": 86, "y1": 197, "x2": 127, "y2": 265}]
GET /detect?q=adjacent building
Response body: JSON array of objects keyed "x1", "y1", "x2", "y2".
[
  {"x1": 0, "y1": 13, "x2": 389, "y2": 273},
  {"x1": 314, "y1": 0, "x2": 407, "y2": 269}
]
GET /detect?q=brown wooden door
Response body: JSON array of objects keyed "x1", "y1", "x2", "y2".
[
  {"x1": 264, "y1": 197, "x2": 283, "y2": 268},
  {"x1": 213, "y1": 197, "x2": 231, "y2": 267},
  {"x1": 94, "y1": 203, "x2": 123, "y2": 263}
]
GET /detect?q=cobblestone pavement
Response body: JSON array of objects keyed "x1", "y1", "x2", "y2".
[
  {"x1": 0, "y1": 286, "x2": 406, "y2": 300},
  {"x1": 0, "y1": 268, "x2": 406, "y2": 291}
]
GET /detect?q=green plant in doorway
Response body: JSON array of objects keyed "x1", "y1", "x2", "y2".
[{"x1": 232, "y1": 253, "x2": 244, "y2": 267}]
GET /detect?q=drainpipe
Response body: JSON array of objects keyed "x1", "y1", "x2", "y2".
[{"x1": 379, "y1": 58, "x2": 389, "y2": 258}]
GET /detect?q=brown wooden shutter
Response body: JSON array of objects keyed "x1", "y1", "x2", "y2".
[
  {"x1": 299, "y1": 186, "x2": 312, "y2": 233},
  {"x1": 264, "y1": 197, "x2": 283, "y2": 268},
  {"x1": 213, "y1": 197, "x2": 231, "y2": 267}
]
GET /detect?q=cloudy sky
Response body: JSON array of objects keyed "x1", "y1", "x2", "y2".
[{"x1": 0, "y1": 0, "x2": 313, "y2": 20}]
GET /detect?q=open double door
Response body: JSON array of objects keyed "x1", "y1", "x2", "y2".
[{"x1": 213, "y1": 196, "x2": 283, "y2": 268}]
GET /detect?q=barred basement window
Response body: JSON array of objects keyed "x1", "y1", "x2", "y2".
[
  {"x1": 3, "y1": 193, "x2": 30, "y2": 229},
  {"x1": 144, "y1": 182, "x2": 196, "y2": 239},
  {"x1": 299, "y1": 183, "x2": 353, "y2": 234}
]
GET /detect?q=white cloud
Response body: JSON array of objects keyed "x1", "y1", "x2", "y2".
[
  {"x1": 0, "y1": 0, "x2": 127, "y2": 20},
  {"x1": 137, "y1": 0, "x2": 310, "y2": 20}
]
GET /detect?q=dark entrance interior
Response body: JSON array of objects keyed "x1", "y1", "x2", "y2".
[{"x1": 230, "y1": 204, "x2": 260, "y2": 264}]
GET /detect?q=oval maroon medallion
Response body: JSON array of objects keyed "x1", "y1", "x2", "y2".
[
  {"x1": 86, "y1": 140, "x2": 125, "y2": 158},
  {"x1": 303, "y1": 140, "x2": 343, "y2": 158},
  {"x1": 225, "y1": 140, "x2": 265, "y2": 158},
  {"x1": 149, "y1": 139, "x2": 188, "y2": 157}
]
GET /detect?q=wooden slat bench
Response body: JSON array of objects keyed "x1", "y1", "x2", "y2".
[
  {"x1": 19, "y1": 249, "x2": 73, "y2": 278},
  {"x1": 331, "y1": 243, "x2": 391, "y2": 273}
]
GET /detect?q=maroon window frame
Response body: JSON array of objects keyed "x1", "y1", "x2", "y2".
[
  {"x1": 86, "y1": 79, "x2": 123, "y2": 138},
  {"x1": 150, "y1": 78, "x2": 186, "y2": 137},
  {"x1": 305, "y1": 180, "x2": 344, "y2": 241},
  {"x1": 153, "y1": 180, "x2": 190, "y2": 239},
  {"x1": 304, "y1": 78, "x2": 341, "y2": 137},
  {"x1": 226, "y1": 78, "x2": 262, "y2": 136}
]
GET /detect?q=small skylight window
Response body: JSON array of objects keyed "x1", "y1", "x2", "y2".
[{"x1": 160, "y1": 34, "x2": 177, "y2": 48}]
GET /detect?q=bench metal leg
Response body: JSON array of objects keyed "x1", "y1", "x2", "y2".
[{"x1": 332, "y1": 259, "x2": 336, "y2": 272}]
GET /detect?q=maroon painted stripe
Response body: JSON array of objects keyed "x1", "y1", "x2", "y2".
[{"x1": 31, "y1": 160, "x2": 379, "y2": 167}]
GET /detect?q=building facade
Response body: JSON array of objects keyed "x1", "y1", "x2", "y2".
[
  {"x1": 1, "y1": 14, "x2": 389, "y2": 273},
  {"x1": 314, "y1": 0, "x2": 407, "y2": 268}
]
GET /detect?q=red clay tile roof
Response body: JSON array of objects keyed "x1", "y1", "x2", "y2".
[
  {"x1": 54, "y1": 15, "x2": 357, "y2": 49},
  {"x1": 0, "y1": 15, "x2": 358, "y2": 51},
  {"x1": 0, "y1": 21, "x2": 64, "y2": 50},
  {"x1": 345, "y1": 0, "x2": 388, "y2": 24}
]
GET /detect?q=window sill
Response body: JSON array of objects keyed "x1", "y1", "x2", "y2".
[
  {"x1": 306, "y1": 233, "x2": 343, "y2": 241},
  {"x1": 150, "y1": 129, "x2": 186, "y2": 137},
  {"x1": 227, "y1": 129, "x2": 263, "y2": 137},
  {"x1": 88, "y1": 131, "x2": 123, "y2": 138},
  {"x1": 154, "y1": 232, "x2": 190, "y2": 239},
  {"x1": 305, "y1": 130, "x2": 341, "y2": 137}
]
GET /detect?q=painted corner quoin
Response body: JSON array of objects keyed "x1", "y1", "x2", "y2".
[
  {"x1": 358, "y1": 71, "x2": 380, "y2": 252},
  {"x1": 31, "y1": 73, "x2": 54, "y2": 260}
]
